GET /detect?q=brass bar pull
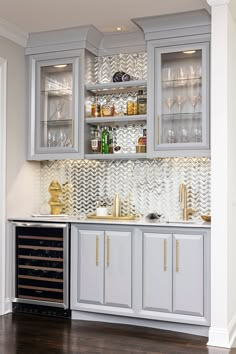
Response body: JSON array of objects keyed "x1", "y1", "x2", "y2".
[
  {"x1": 164, "y1": 239, "x2": 167, "y2": 272},
  {"x1": 176, "y1": 240, "x2": 179, "y2": 272},
  {"x1": 96, "y1": 236, "x2": 99, "y2": 266},
  {"x1": 106, "y1": 236, "x2": 110, "y2": 267}
]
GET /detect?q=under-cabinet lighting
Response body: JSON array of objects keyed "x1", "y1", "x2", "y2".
[
  {"x1": 183, "y1": 50, "x2": 196, "y2": 54},
  {"x1": 54, "y1": 64, "x2": 68, "y2": 68}
]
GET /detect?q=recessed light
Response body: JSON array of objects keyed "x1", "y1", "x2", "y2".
[
  {"x1": 54, "y1": 64, "x2": 68, "y2": 68},
  {"x1": 183, "y1": 50, "x2": 196, "y2": 54},
  {"x1": 116, "y1": 27, "x2": 122, "y2": 31}
]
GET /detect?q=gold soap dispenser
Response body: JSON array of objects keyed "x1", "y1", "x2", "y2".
[{"x1": 48, "y1": 180, "x2": 63, "y2": 215}]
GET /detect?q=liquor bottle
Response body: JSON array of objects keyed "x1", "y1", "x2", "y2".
[
  {"x1": 109, "y1": 128, "x2": 114, "y2": 154},
  {"x1": 91, "y1": 96, "x2": 101, "y2": 117},
  {"x1": 102, "y1": 98, "x2": 114, "y2": 117},
  {"x1": 101, "y1": 127, "x2": 109, "y2": 154},
  {"x1": 137, "y1": 90, "x2": 147, "y2": 115},
  {"x1": 91, "y1": 128, "x2": 101, "y2": 153}
]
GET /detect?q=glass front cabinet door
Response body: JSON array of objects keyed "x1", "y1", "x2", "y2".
[
  {"x1": 28, "y1": 50, "x2": 84, "y2": 160},
  {"x1": 149, "y1": 42, "x2": 210, "y2": 157}
]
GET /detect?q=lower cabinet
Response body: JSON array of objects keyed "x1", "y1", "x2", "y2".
[
  {"x1": 72, "y1": 227, "x2": 132, "y2": 309},
  {"x1": 71, "y1": 224, "x2": 210, "y2": 327},
  {"x1": 143, "y1": 232, "x2": 204, "y2": 317}
]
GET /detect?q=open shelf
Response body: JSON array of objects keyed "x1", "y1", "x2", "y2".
[
  {"x1": 85, "y1": 153, "x2": 147, "y2": 160},
  {"x1": 85, "y1": 114, "x2": 147, "y2": 125},
  {"x1": 85, "y1": 80, "x2": 147, "y2": 94}
]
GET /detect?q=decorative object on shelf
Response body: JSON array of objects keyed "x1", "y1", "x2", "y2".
[
  {"x1": 48, "y1": 180, "x2": 63, "y2": 215},
  {"x1": 101, "y1": 98, "x2": 114, "y2": 117},
  {"x1": 113, "y1": 71, "x2": 131, "y2": 82},
  {"x1": 112, "y1": 194, "x2": 121, "y2": 217}
]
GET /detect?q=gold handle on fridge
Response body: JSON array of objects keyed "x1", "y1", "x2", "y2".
[
  {"x1": 164, "y1": 239, "x2": 167, "y2": 272},
  {"x1": 176, "y1": 240, "x2": 179, "y2": 272},
  {"x1": 96, "y1": 236, "x2": 99, "y2": 266},
  {"x1": 106, "y1": 235, "x2": 110, "y2": 267}
]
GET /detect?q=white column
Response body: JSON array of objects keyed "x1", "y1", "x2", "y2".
[
  {"x1": 207, "y1": 0, "x2": 236, "y2": 348},
  {"x1": 0, "y1": 58, "x2": 7, "y2": 316}
]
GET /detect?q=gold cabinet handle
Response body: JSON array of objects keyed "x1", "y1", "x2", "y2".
[
  {"x1": 176, "y1": 240, "x2": 179, "y2": 272},
  {"x1": 164, "y1": 239, "x2": 167, "y2": 272},
  {"x1": 96, "y1": 236, "x2": 99, "y2": 266},
  {"x1": 106, "y1": 235, "x2": 110, "y2": 267}
]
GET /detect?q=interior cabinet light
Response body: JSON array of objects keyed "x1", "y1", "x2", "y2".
[
  {"x1": 183, "y1": 50, "x2": 196, "y2": 54},
  {"x1": 54, "y1": 64, "x2": 68, "y2": 68}
]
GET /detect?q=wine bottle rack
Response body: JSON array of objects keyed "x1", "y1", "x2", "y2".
[{"x1": 14, "y1": 223, "x2": 69, "y2": 309}]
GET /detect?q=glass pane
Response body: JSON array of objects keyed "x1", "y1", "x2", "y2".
[
  {"x1": 39, "y1": 63, "x2": 74, "y2": 149},
  {"x1": 160, "y1": 49, "x2": 202, "y2": 145}
]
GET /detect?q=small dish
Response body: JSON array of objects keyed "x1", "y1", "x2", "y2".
[{"x1": 201, "y1": 215, "x2": 211, "y2": 222}]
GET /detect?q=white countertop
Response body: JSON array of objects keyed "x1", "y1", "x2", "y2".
[{"x1": 8, "y1": 216, "x2": 211, "y2": 228}]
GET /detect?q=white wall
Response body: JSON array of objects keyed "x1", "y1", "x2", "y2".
[
  {"x1": 227, "y1": 5, "x2": 236, "y2": 339},
  {"x1": 0, "y1": 35, "x2": 40, "y2": 307},
  {"x1": 208, "y1": 0, "x2": 236, "y2": 348}
]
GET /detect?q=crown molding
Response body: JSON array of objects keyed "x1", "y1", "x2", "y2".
[
  {"x1": 207, "y1": 0, "x2": 230, "y2": 6},
  {"x1": 0, "y1": 16, "x2": 28, "y2": 47}
]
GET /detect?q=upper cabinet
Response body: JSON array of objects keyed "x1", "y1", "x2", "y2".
[
  {"x1": 26, "y1": 10, "x2": 211, "y2": 160},
  {"x1": 147, "y1": 41, "x2": 210, "y2": 158},
  {"x1": 27, "y1": 50, "x2": 84, "y2": 160}
]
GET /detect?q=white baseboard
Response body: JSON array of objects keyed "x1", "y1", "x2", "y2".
[
  {"x1": 72, "y1": 311, "x2": 209, "y2": 337},
  {"x1": 4, "y1": 298, "x2": 11, "y2": 314},
  {"x1": 208, "y1": 314, "x2": 236, "y2": 348},
  {"x1": 208, "y1": 327, "x2": 230, "y2": 348}
]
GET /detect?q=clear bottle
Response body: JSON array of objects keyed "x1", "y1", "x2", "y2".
[
  {"x1": 137, "y1": 90, "x2": 147, "y2": 115},
  {"x1": 101, "y1": 126, "x2": 110, "y2": 154},
  {"x1": 91, "y1": 128, "x2": 101, "y2": 153},
  {"x1": 91, "y1": 96, "x2": 101, "y2": 117},
  {"x1": 102, "y1": 98, "x2": 114, "y2": 117}
]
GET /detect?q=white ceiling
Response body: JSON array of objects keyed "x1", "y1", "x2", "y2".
[{"x1": 0, "y1": 0, "x2": 209, "y2": 34}]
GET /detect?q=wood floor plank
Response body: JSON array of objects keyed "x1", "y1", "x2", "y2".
[{"x1": 0, "y1": 313, "x2": 235, "y2": 354}]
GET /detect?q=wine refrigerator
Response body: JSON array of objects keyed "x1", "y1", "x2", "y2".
[{"x1": 12, "y1": 222, "x2": 70, "y2": 318}]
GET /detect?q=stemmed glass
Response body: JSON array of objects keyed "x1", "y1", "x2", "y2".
[
  {"x1": 189, "y1": 95, "x2": 201, "y2": 113},
  {"x1": 165, "y1": 97, "x2": 175, "y2": 114},
  {"x1": 191, "y1": 127, "x2": 202, "y2": 143},
  {"x1": 165, "y1": 128, "x2": 176, "y2": 144},
  {"x1": 175, "y1": 95, "x2": 186, "y2": 113},
  {"x1": 179, "y1": 127, "x2": 189, "y2": 143}
]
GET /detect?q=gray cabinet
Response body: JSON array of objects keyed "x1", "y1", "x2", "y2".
[
  {"x1": 142, "y1": 231, "x2": 206, "y2": 318},
  {"x1": 71, "y1": 225, "x2": 132, "y2": 311},
  {"x1": 77, "y1": 230, "x2": 104, "y2": 305},
  {"x1": 143, "y1": 233, "x2": 172, "y2": 312},
  {"x1": 147, "y1": 40, "x2": 210, "y2": 158},
  {"x1": 28, "y1": 49, "x2": 85, "y2": 160},
  {"x1": 173, "y1": 234, "x2": 204, "y2": 316}
]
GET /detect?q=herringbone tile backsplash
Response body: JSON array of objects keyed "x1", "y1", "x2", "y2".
[{"x1": 40, "y1": 158, "x2": 211, "y2": 220}]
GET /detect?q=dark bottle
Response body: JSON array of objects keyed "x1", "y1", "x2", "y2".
[
  {"x1": 137, "y1": 90, "x2": 147, "y2": 115},
  {"x1": 101, "y1": 127, "x2": 109, "y2": 154}
]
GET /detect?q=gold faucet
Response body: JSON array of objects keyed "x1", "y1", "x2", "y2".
[{"x1": 179, "y1": 183, "x2": 195, "y2": 221}]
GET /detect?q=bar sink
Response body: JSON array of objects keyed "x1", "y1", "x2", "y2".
[{"x1": 86, "y1": 214, "x2": 136, "y2": 221}]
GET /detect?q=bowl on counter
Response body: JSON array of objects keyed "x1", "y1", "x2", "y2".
[{"x1": 201, "y1": 215, "x2": 211, "y2": 222}]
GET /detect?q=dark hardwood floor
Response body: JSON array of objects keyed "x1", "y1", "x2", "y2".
[{"x1": 0, "y1": 313, "x2": 235, "y2": 354}]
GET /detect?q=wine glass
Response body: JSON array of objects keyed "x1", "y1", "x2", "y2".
[
  {"x1": 162, "y1": 67, "x2": 175, "y2": 82},
  {"x1": 175, "y1": 95, "x2": 186, "y2": 113},
  {"x1": 191, "y1": 127, "x2": 202, "y2": 143},
  {"x1": 189, "y1": 96, "x2": 200, "y2": 113},
  {"x1": 179, "y1": 127, "x2": 189, "y2": 143},
  {"x1": 165, "y1": 128, "x2": 176, "y2": 144},
  {"x1": 165, "y1": 97, "x2": 175, "y2": 114}
]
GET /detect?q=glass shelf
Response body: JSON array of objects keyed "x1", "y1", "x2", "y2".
[
  {"x1": 162, "y1": 112, "x2": 202, "y2": 120},
  {"x1": 40, "y1": 119, "x2": 73, "y2": 127},
  {"x1": 41, "y1": 89, "x2": 72, "y2": 97}
]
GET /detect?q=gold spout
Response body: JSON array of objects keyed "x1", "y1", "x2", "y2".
[{"x1": 179, "y1": 183, "x2": 195, "y2": 221}]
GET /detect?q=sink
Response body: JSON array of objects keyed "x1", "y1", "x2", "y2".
[{"x1": 86, "y1": 214, "x2": 136, "y2": 221}]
